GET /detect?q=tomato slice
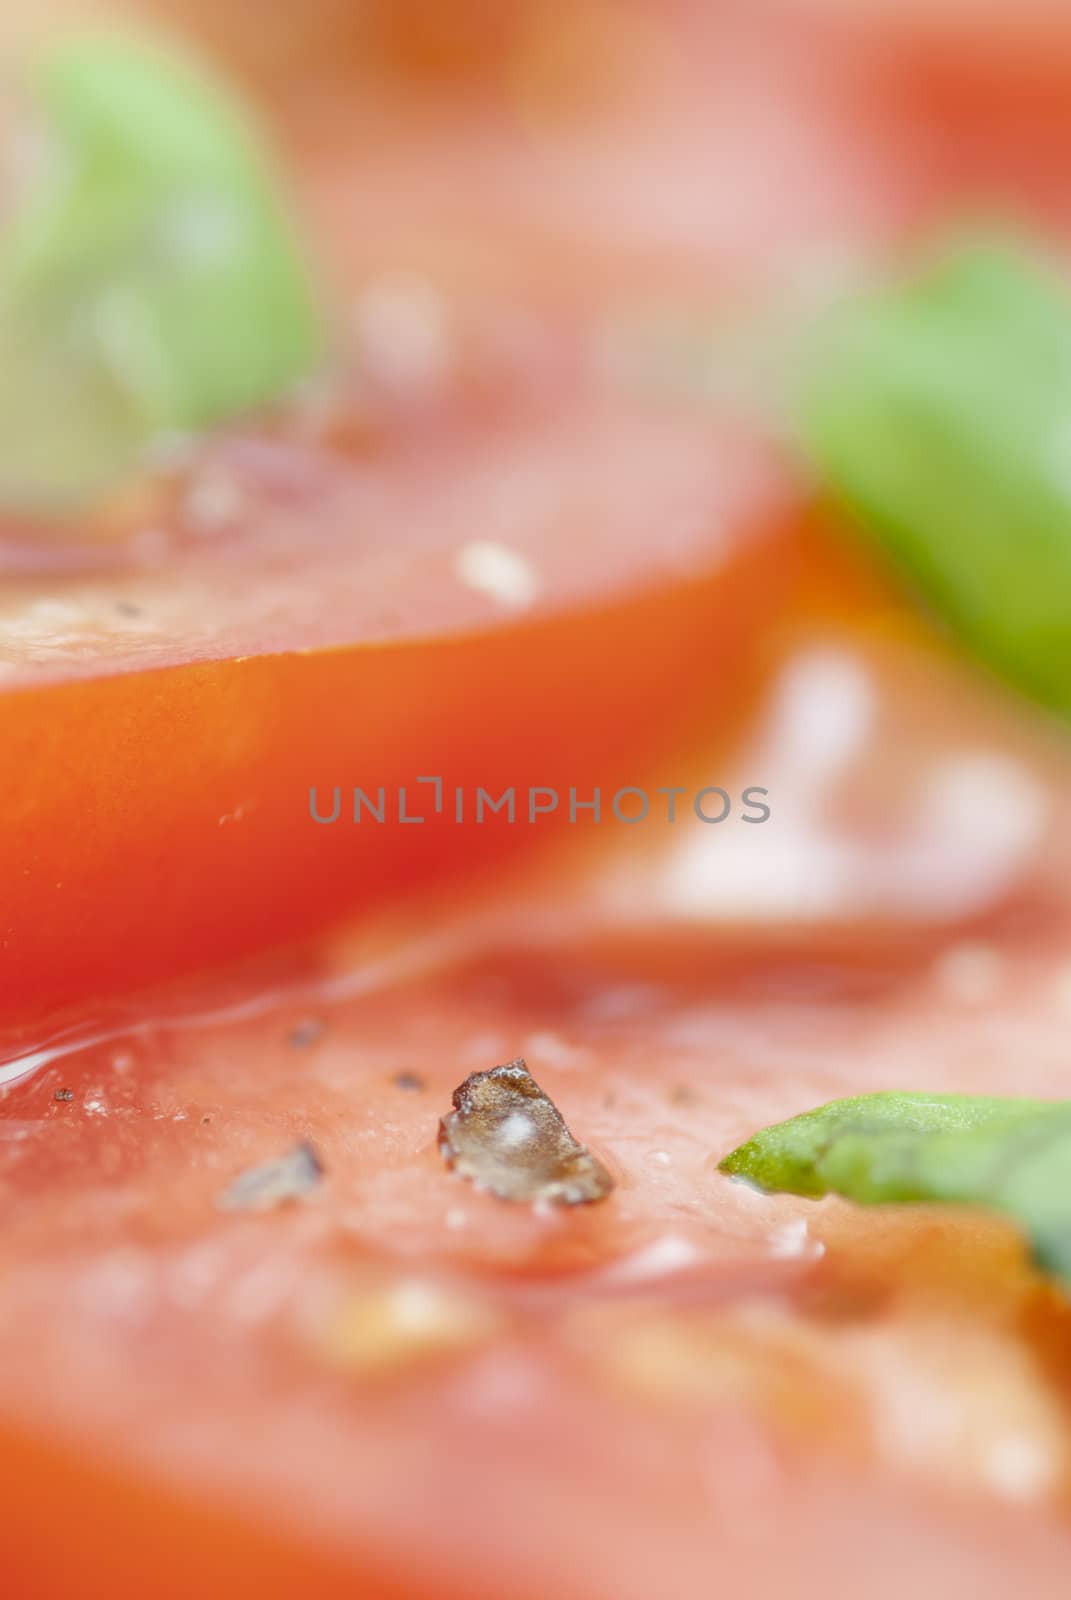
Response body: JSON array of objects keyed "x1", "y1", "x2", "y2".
[
  {"x1": 2, "y1": 901, "x2": 1071, "y2": 1600},
  {"x1": 8, "y1": 0, "x2": 1033, "y2": 1032},
  {"x1": 0, "y1": 393, "x2": 798, "y2": 1035}
]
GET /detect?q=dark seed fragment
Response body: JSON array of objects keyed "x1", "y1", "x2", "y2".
[
  {"x1": 393, "y1": 1071, "x2": 425, "y2": 1092},
  {"x1": 217, "y1": 1141, "x2": 324, "y2": 1213},
  {"x1": 54, "y1": 1088, "x2": 74, "y2": 1102},
  {"x1": 438, "y1": 1057, "x2": 613, "y2": 1206},
  {"x1": 287, "y1": 1018, "x2": 324, "y2": 1049}
]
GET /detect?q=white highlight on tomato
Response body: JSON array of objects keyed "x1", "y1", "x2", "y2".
[
  {"x1": 184, "y1": 469, "x2": 245, "y2": 534},
  {"x1": 454, "y1": 539, "x2": 541, "y2": 610},
  {"x1": 352, "y1": 275, "x2": 452, "y2": 394},
  {"x1": 637, "y1": 644, "x2": 1050, "y2": 923},
  {"x1": 932, "y1": 942, "x2": 1004, "y2": 1005},
  {"x1": 524, "y1": 1029, "x2": 589, "y2": 1070},
  {"x1": 322, "y1": 1276, "x2": 498, "y2": 1375},
  {"x1": 981, "y1": 1432, "x2": 1059, "y2": 1503},
  {"x1": 766, "y1": 1217, "x2": 825, "y2": 1261},
  {"x1": 601, "y1": 1233, "x2": 705, "y2": 1285}
]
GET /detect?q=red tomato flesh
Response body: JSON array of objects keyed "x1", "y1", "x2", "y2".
[{"x1": 2, "y1": 913, "x2": 1071, "y2": 1599}]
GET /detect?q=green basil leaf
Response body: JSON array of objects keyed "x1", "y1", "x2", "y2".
[
  {"x1": 799, "y1": 235, "x2": 1071, "y2": 718},
  {"x1": 0, "y1": 32, "x2": 323, "y2": 511},
  {"x1": 720, "y1": 1091, "x2": 1071, "y2": 1289}
]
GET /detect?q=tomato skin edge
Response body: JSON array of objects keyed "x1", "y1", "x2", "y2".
[{"x1": 1, "y1": 506, "x2": 799, "y2": 1036}]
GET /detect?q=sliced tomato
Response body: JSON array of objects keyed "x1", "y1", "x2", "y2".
[
  {"x1": 0, "y1": 390, "x2": 800, "y2": 1036},
  {"x1": 3, "y1": 0, "x2": 862, "y2": 1032},
  {"x1": 19, "y1": 0, "x2": 1058, "y2": 1032},
  {"x1": 4, "y1": 10, "x2": 1071, "y2": 1599},
  {"x1": 2, "y1": 899, "x2": 1071, "y2": 1600}
]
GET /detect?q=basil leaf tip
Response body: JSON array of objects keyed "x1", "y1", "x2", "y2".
[
  {"x1": 798, "y1": 231, "x2": 1071, "y2": 720},
  {"x1": 721, "y1": 1090, "x2": 1071, "y2": 1291},
  {"x1": 0, "y1": 30, "x2": 324, "y2": 513}
]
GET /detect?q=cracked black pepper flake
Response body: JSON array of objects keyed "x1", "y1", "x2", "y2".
[
  {"x1": 438, "y1": 1058, "x2": 613, "y2": 1206},
  {"x1": 217, "y1": 1141, "x2": 324, "y2": 1213},
  {"x1": 393, "y1": 1071, "x2": 425, "y2": 1092},
  {"x1": 54, "y1": 1088, "x2": 74, "y2": 1102}
]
